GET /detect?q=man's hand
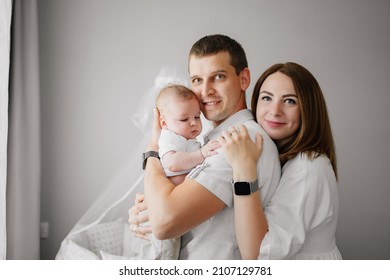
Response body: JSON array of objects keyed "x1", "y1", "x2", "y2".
[
  {"x1": 128, "y1": 192, "x2": 152, "y2": 240},
  {"x1": 146, "y1": 107, "x2": 161, "y2": 151}
]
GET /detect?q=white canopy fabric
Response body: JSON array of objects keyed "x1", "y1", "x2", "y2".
[{"x1": 55, "y1": 67, "x2": 208, "y2": 260}]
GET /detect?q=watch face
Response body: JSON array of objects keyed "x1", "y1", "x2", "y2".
[{"x1": 234, "y1": 181, "x2": 251, "y2": 195}]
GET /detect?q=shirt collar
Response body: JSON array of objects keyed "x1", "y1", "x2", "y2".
[{"x1": 203, "y1": 109, "x2": 254, "y2": 143}]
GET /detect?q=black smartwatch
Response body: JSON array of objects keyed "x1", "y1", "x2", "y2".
[
  {"x1": 142, "y1": 151, "x2": 160, "y2": 170},
  {"x1": 232, "y1": 179, "x2": 259, "y2": 195}
]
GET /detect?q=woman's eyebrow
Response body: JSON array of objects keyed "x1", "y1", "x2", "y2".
[
  {"x1": 282, "y1": 93, "x2": 298, "y2": 98},
  {"x1": 260, "y1": 91, "x2": 297, "y2": 98}
]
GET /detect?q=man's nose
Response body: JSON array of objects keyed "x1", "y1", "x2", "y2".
[{"x1": 201, "y1": 80, "x2": 215, "y2": 97}]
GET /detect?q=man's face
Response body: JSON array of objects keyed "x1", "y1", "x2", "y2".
[{"x1": 188, "y1": 52, "x2": 249, "y2": 127}]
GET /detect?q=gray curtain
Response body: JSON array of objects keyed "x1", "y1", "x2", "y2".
[
  {"x1": 0, "y1": 0, "x2": 12, "y2": 260},
  {"x1": 6, "y1": 0, "x2": 41, "y2": 259}
]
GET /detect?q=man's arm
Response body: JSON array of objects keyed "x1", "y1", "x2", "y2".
[{"x1": 144, "y1": 156, "x2": 225, "y2": 240}]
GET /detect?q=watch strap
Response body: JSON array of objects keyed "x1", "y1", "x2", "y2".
[{"x1": 142, "y1": 151, "x2": 160, "y2": 170}]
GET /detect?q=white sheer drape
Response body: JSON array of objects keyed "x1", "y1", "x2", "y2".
[
  {"x1": 0, "y1": 0, "x2": 12, "y2": 260},
  {"x1": 6, "y1": 0, "x2": 41, "y2": 259},
  {"x1": 55, "y1": 67, "x2": 196, "y2": 259}
]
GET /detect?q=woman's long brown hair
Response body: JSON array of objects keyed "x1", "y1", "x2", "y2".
[{"x1": 251, "y1": 62, "x2": 338, "y2": 179}]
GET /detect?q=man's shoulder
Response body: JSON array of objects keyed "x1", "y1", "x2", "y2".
[
  {"x1": 242, "y1": 120, "x2": 274, "y2": 143},
  {"x1": 242, "y1": 118, "x2": 261, "y2": 131},
  {"x1": 241, "y1": 121, "x2": 279, "y2": 163}
]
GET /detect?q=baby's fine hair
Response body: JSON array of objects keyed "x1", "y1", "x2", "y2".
[{"x1": 156, "y1": 84, "x2": 198, "y2": 112}]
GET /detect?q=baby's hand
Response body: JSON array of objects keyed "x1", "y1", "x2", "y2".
[{"x1": 201, "y1": 140, "x2": 221, "y2": 158}]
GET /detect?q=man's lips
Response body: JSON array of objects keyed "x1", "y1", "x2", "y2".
[{"x1": 203, "y1": 100, "x2": 221, "y2": 107}]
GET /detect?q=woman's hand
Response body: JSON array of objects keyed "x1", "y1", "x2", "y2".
[
  {"x1": 218, "y1": 124, "x2": 263, "y2": 173},
  {"x1": 147, "y1": 107, "x2": 162, "y2": 151},
  {"x1": 128, "y1": 192, "x2": 152, "y2": 240}
]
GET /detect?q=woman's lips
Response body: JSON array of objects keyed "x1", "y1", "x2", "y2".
[{"x1": 266, "y1": 120, "x2": 285, "y2": 128}]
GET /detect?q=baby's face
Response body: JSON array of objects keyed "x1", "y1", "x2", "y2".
[{"x1": 161, "y1": 97, "x2": 202, "y2": 140}]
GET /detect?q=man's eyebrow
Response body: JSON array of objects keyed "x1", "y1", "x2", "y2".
[
  {"x1": 190, "y1": 70, "x2": 228, "y2": 80},
  {"x1": 212, "y1": 69, "x2": 228, "y2": 73}
]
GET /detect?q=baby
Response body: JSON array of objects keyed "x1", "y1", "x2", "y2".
[
  {"x1": 157, "y1": 84, "x2": 219, "y2": 185},
  {"x1": 138, "y1": 84, "x2": 219, "y2": 259}
]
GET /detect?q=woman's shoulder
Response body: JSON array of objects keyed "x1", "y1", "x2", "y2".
[
  {"x1": 284, "y1": 153, "x2": 333, "y2": 177},
  {"x1": 288, "y1": 152, "x2": 330, "y2": 166},
  {"x1": 284, "y1": 153, "x2": 336, "y2": 186},
  {"x1": 278, "y1": 153, "x2": 338, "y2": 204}
]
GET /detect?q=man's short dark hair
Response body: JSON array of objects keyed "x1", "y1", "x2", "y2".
[{"x1": 189, "y1": 34, "x2": 248, "y2": 75}]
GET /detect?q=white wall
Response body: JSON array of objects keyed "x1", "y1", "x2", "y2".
[{"x1": 37, "y1": 0, "x2": 390, "y2": 259}]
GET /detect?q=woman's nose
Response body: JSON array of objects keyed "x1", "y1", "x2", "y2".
[{"x1": 269, "y1": 102, "x2": 282, "y2": 116}]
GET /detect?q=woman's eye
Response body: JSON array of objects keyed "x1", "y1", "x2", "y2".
[
  {"x1": 285, "y1": 98, "x2": 297, "y2": 105},
  {"x1": 261, "y1": 96, "x2": 272, "y2": 101}
]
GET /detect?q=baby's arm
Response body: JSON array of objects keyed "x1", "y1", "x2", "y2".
[{"x1": 162, "y1": 140, "x2": 220, "y2": 172}]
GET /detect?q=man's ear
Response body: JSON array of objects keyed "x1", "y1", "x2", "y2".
[
  {"x1": 239, "y1": 67, "x2": 251, "y2": 91},
  {"x1": 160, "y1": 115, "x2": 167, "y2": 129}
]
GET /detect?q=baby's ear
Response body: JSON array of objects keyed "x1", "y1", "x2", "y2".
[{"x1": 159, "y1": 115, "x2": 167, "y2": 129}]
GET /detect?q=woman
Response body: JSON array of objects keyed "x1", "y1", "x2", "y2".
[{"x1": 220, "y1": 62, "x2": 342, "y2": 259}]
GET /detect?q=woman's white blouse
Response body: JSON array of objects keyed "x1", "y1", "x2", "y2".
[{"x1": 259, "y1": 153, "x2": 342, "y2": 259}]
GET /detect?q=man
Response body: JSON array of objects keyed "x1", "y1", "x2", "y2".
[{"x1": 132, "y1": 34, "x2": 281, "y2": 259}]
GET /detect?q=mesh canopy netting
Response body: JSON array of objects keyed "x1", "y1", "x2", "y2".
[{"x1": 56, "y1": 67, "x2": 210, "y2": 260}]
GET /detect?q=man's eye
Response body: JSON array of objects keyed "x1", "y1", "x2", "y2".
[
  {"x1": 192, "y1": 78, "x2": 201, "y2": 85},
  {"x1": 215, "y1": 74, "x2": 224, "y2": 80}
]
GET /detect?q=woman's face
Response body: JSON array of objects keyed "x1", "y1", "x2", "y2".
[{"x1": 256, "y1": 72, "x2": 301, "y2": 146}]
